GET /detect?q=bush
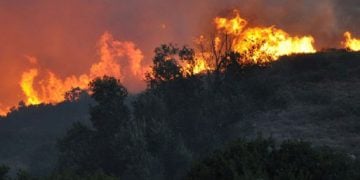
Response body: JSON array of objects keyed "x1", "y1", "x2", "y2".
[
  {"x1": 44, "y1": 171, "x2": 117, "y2": 180},
  {"x1": 186, "y1": 137, "x2": 360, "y2": 180},
  {"x1": 0, "y1": 165, "x2": 9, "y2": 180}
]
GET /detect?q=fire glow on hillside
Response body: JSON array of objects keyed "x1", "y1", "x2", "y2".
[{"x1": 0, "y1": 10, "x2": 358, "y2": 116}]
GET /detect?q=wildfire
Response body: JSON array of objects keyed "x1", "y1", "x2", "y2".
[
  {"x1": 214, "y1": 13, "x2": 248, "y2": 35},
  {"x1": 18, "y1": 32, "x2": 146, "y2": 108},
  {"x1": 20, "y1": 69, "x2": 41, "y2": 105},
  {"x1": 190, "y1": 10, "x2": 316, "y2": 73},
  {"x1": 180, "y1": 55, "x2": 211, "y2": 76},
  {"x1": 0, "y1": 10, "x2": 359, "y2": 117},
  {"x1": 343, "y1": 31, "x2": 360, "y2": 51},
  {"x1": 216, "y1": 11, "x2": 316, "y2": 63}
]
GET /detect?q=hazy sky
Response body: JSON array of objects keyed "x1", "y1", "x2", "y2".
[{"x1": 0, "y1": 0, "x2": 358, "y2": 108}]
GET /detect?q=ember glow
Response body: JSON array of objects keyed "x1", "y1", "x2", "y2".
[
  {"x1": 343, "y1": 32, "x2": 360, "y2": 51},
  {"x1": 18, "y1": 32, "x2": 146, "y2": 108}
]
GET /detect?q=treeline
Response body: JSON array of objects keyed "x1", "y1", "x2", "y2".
[{"x1": 1, "y1": 45, "x2": 360, "y2": 179}]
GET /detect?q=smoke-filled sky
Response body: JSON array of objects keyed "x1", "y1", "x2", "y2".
[{"x1": 0, "y1": 0, "x2": 358, "y2": 109}]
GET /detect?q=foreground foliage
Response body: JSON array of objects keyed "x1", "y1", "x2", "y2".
[
  {"x1": 186, "y1": 137, "x2": 360, "y2": 180},
  {"x1": 1, "y1": 45, "x2": 360, "y2": 179},
  {"x1": 0, "y1": 168, "x2": 116, "y2": 180}
]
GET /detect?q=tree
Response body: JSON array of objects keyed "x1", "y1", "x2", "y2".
[
  {"x1": 15, "y1": 169, "x2": 37, "y2": 180},
  {"x1": 146, "y1": 44, "x2": 197, "y2": 88},
  {"x1": 88, "y1": 77, "x2": 150, "y2": 178},
  {"x1": 58, "y1": 76, "x2": 150, "y2": 179},
  {"x1": 58, "y1": 122, "x2": 95, "y2": 172},
  {"x1": 132, "y1": 93, "x2": 193, "y2": 180},
  {"x1": 88, "y1": 76, "x2": 129, "y2": 133},
  {"x1": 0, "y1": 165, "x2": 9, "y2": 180},
  {"x1": 45, "y1": 171, "x2": 117, "y2": 180},
  {"x1": 186, "y1": 138, "x2": 360, "y2": 180},
  {"x1": 64, "y1": 87, "x2": 87, "y2": 102}
]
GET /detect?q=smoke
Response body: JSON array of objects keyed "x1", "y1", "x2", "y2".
[{"x1": 0, "y1": 0, "x2": 358, "y2": 110}]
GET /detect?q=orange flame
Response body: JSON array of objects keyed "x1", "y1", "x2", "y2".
[
  {"x1": 215, "y1": 11, "x2": 316, "y2": 63},
  {"x1": 1, "y1": 12, "x2": 357, "y2": 117},
  {"x1": 190, "y1": 10, "x2": 317, "y2": 74},
  {"x1": 180, "y1": 55, "x2": 211, "y2": 76},
  {"x1": 231, "y1": 27, "x2": 316, "y2": 63},
  {"x1": 214, "y1": 12, "x2": 248, "y2": 35},
  {"x1": 18, "y1": 32, "x2": 145, "y2": 107},
  {"x1": 342, "y1": 31, "x2": 360, "y2": 51},
  {"x1": 20, "y1": 69, "x2": 41, "y2": 105}
]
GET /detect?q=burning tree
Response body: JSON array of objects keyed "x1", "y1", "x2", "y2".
[{"x1": 192, "y1": 10, "x2": 317, "y2": 74}]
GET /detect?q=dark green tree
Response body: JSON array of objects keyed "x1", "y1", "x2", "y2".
[
  {"x1": 88, "y1": 76, "x2": 129, "y2": 133},
  {"x1": 132, "y1": 93, "x2": 193, "y2": 180},
  {"x1": 45, "y1": 170, "x2": 117, "y2": 180},
  {"x1": 15, "y1": 169, "x2": 37, "y2": 180},
  {"x1": 0, "y1": 165, "x2": 9, "y2": 180},
  {"x1": 58, "y1": 122, "x2": 95, "y2": 172},
  {"x1": 58, "y1": 76, "x2": 149, "y2": 178},
  {"x1": 186, "y1": 138, "x2": 360, "y2": 180}
]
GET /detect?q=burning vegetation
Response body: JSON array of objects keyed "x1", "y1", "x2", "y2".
[
  {"x1": 183, "y1": 11, "x2": 318, "y2": 75},
  {"x1": 0, "y1": 10, "x2": 359, "y2": 116},
  {"x1": 343, "y1": 31, "x2": 360, "y2": 51},
  {"x1": 213, "y1": 11, "x2": 316, "y2": 63},
  {"x1": 0, "y1": 3, "x2": 360, "y2": 179},
  {"x1": 18, "y1": 32, "x2": 146, "y2": 109}
]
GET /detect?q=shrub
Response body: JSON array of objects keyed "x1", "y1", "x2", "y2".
[{"x1": 186, "y1": 137, "x2": 360, "y2": 180}]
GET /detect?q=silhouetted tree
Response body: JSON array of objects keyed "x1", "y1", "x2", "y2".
[
  {"x1": 58, "y1": 76, "x2": 150, "y2": 179},
  {"x1": 186, "y1": 137, "x2": 360, "y2": 180},
  {"x1": 146, "y1": 44, "x2": 183, "y2": 88},
  {"x1": 88, "y1": 76, "x2": 129, "y2": 133},
  {"x1": 16, "y1": 169, "x2": 37, "y2": 180},
  {"x1": 132, "y1": 93, "x2": 193, "y2": 179},
  {"x1": 146, "y1": 44, "x2": 197, "y2": 89},
  {"x1": 45, "y1": 171, "x2": 117, "y2": 180},
  {"x1": 0, "y1": 165, "x2": 9, "y2": 180},
  {"x1": 58, "y1": 122, "x2": 95, "y2": 172},
  {"x1": 64, "y1": 87, "x2": 87, "y2": 102}
]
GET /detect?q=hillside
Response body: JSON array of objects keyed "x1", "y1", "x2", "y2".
[
  {"x1": 229, "y1": 51, "x2": 360, "y2": 155},
  {"x1": 0, "y1": 51, "x2": 359, "y2": 178},
  {"x1": 0, "y1": 99, "x2": 92, "y2": 176}
]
